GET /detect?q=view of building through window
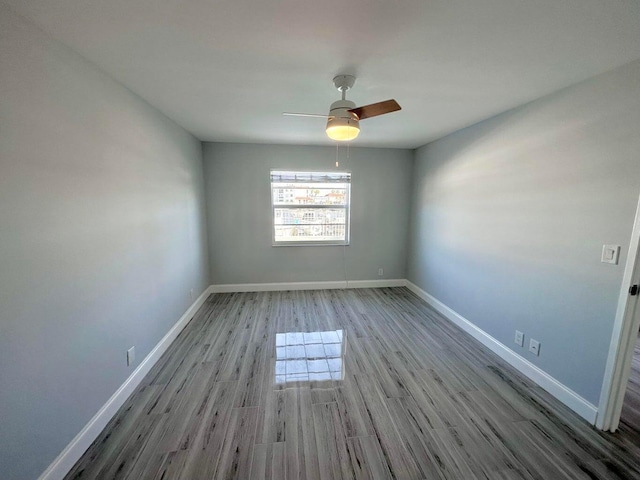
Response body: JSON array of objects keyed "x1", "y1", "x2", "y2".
[{"x1": 271, "y1": 171, "x2": 351, "y2": 245}]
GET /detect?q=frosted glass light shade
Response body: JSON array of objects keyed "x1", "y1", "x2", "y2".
[{"x1": 326, "y1": 123, "x2": 360, "y2": 141}]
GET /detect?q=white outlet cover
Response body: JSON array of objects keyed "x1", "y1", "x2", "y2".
[
  {"x1": 529, "y1": 339, "x2": 540, "y2": 356},
  {"x1": 515, "y1": 330, "x2": 524, "y2": 347},
  {"x1": 601, "y1": 245, "x2": 620, "y2": 265}
]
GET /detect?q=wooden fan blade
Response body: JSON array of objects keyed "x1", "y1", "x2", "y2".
[
  {"x1": 283, "y1": 112, "x2": 332, "y2": 118},
  {"x1": 348, "y1": 99, "x2": 401, "y2": 120}
]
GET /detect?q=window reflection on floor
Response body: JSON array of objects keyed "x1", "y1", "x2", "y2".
[{"x1": 275, "y1": 329, "x2": 344, "y2": 383}]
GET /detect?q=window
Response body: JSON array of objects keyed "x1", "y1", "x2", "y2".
[{"x1": 271, "y1": 170, "x2": 351, "y2": 246}]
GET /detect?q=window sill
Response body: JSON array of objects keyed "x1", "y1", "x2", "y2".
[{"x1": 272, "y1": 242, "x2": 350, "y2": 247}]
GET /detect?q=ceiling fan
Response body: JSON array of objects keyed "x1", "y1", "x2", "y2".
[{"x1": 283, "y1": 75, "x2": 401, "y2": 141}]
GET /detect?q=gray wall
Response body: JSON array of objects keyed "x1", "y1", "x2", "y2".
[
  {"x1": 407, "y1": 59, "x2": 640, "y2": 405},
  {"x1": 0, "y1": 7, "x2": 210, "y2": 479},
  {"x1": 204, "y1": 143, "x2": 413, "y2": 284}
]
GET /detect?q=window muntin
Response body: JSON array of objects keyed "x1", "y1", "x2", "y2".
[{"x1": 271, "y1": 171, "x2": 351, "y2": 246}]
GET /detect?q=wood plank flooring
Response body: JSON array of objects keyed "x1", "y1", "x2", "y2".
[
  {"x1": 65, "y1": 288, "x2": 640, "y2": 479},
  {"x1": 620, "y1": 332, "x2": 640, "y2": 444}
]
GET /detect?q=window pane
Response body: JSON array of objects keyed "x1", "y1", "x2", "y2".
[
  {"x1": 272, "y1": 185, "x2": 347, "y2": 206},
  {"x1": 274, "y1": 208, "x2": 346, "y2": 226},
  {"x1": 274, "y1": 224, "x2": 346, "y2": 242}
]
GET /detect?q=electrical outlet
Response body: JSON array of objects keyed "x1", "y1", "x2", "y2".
[
  {"x1": 514, "y1": 330, "x2": 524, "y2": 347},
  {"x1": 190, "y1": 288, "x2": 194, "y2": 301},
  {"x1": 529, "y1": 339, "x2": 540, "y2": 356},
  {"x1": 378, "y1": 267, "x2": 383, "y2": 277},
  {"x1": 127, "y1": 346, "x2": 135, "y2": 366}
]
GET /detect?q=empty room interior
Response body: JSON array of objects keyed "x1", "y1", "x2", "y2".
[{"x1": 3, "y1": 1, "x2": 640, "y2": 479}]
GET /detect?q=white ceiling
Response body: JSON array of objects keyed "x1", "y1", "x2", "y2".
[{"x1": 5, "y1": 0, "x2": 640, "y2": 148}]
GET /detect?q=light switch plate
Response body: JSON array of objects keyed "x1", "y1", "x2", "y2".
[
  {"x1": 515, "y1": 330, "x2": 524, "y2": 347},
  {"x1": 601, "y1": 245, "x2": 620, "y2": 265},
  {"x1": 127, "y1": 346, "x2": 135, "y2": 366}
]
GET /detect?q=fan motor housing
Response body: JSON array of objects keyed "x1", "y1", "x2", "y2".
[{"x1": 328, "y1": 100, "x2": 359, "y2": 121}]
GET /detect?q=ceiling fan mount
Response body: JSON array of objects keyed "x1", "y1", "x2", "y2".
[
  {"x1": 332, "y1": 74, "x2": 356, "y2": 93},
  {"x1": 283, "y1": 74, "x2": 401, "y2": 141}
]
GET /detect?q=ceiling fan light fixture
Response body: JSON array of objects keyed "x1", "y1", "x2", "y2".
[
  {"x1": 326, "y1": 99, "x2": 360, "y2": 141},
  {"x1": 285, "y1": 75, "x2": 400, "y2": 142}
]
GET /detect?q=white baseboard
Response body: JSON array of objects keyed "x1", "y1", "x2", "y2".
[
  {"x1": 405, "y1": 280, "x2": 598, "y2": 424},
  {"x1": 38, "y1": 286, "x2": 214, "y2": 480},
  {"x1": 211, "y1": 279, "x2": 405, "y2": 293},
  {"x1": 347, "y1": 279, "x2": 406, "y2": 289}
]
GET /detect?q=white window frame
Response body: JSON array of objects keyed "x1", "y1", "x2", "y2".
[{"x1": 271, "y1": 170, "x2": 351, "y2": 246}]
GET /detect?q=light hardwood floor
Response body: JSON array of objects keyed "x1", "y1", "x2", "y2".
[{"x1": 65, "y1": 288, "x2": 640, "y2": 479}]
